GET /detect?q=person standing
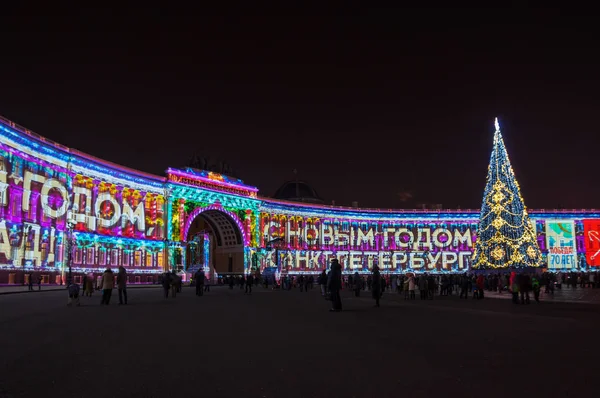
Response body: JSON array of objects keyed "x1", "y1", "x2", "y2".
[
  {"x1": 28, "y1": 272, "x2": 34, "y2": 291},
  {"x1": 353, "y1": 272, "x2": 361, "y2": 297},
  {"x1": 318, "y1": 270, "x2": 327, "y2": 296},
  {"x1": 519, "y1": 273, "x2": 531, "y2": 304},
  {"x1": 195, "y1": 269, "x2": 205, "y2": 296},
  {"x1": 328, "y1": 259, "x2": 343, "y2": 312},
  {"x1": 371, "y1": 266, "x2": 382, "y2": 307},
  {"x1": 419, "y1": 275, "x2": 428, "y2": 300},
  {"x1": 245, "y1": 273, "x2": 254, "y2": 294},
  {"x1": 204, "y1": 274, "x2": 210, "y2": 293},
  {"x1": 170, "y1": 271, "x2": 179, "y2": 298},
  {"x1": 407, "y1": 274, "x2": 416, "y2": 300},
  {"x1": 84, "y1": 274, "x2": 94, "y2": 297},
  {"x1": 459, "y1": 273, "x2": 469, "y2": 299},
  {"x1": 117, "y1": 266, "x2": 128, "y2": 305},
  {"x1": 82, "y1": 274, "x2": 88, "y2": 295},
  {"x1": 476, "y1": 274, "x2": 485, "y2": 300},
  {"x1": 532, "y1": 276, "x2": 541, "y2": 302},
  {"x1": 100, "y1": 268, "x2": 114, "y2": 305},
  {"x1": 162, "y1": 272, "x2": 171, "y2": 299},
  {"x1": 509, "y1": 272, "x2": 519, "y2": 304}
]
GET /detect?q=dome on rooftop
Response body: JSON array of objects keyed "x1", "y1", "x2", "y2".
[{"x1": 273, "y1": 181, "x2": 324, "y2": 204}]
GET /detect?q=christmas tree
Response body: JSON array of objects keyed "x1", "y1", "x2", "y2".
[{"x1": 472, "y1": 118, "x2": 542, "y2": 269}]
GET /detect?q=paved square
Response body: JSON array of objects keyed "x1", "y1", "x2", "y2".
[{"x1": 1, "y1": 286, "x2": 599, "y2": 398}]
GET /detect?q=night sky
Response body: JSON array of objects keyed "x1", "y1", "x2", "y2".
[{"x1": 0, "y1": 8, "x2": 598, "y2": 210}]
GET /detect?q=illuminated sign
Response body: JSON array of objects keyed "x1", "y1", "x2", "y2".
[
  {"x1": 545, "y1": 219, "x2": 577, "y2": 269},
  {"x1": 260, "y1": 213, "x2": 476, "y2": 271}
]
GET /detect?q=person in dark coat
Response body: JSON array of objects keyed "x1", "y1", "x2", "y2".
[
  {"x1": 245, "y1": 274, "x2": 254, "y2": 294},
  {"x1": 319, "y1": 270, "x2": 327, "y2": 296},
  {"x1": 459, "y1": 273, "x2": 469, "y2": 299},
  {"x1": 353, "y1": 272, "x2": 361, "y2": 297},
  {"x1": 327, "y1": 259, "x2": 343, "y2": 312},
  {"x1": 162, "y1": 272, "x2": 171, "y2": 299},
  {"x1": 371, "y1": 266, "x2": 382, "y2": 307},
  {"x1": 518, "y1": 273, "x2": 531, "y2": 304},
  {"x1": 194, "y1": 269, "x2": 205, "y2": 296},
  {"x1": 117, "y1": 266, "x2": 128, "y2": 305}
]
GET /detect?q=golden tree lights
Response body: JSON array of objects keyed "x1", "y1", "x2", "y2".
[{"x1": 472, "y1": 118, "x2": 542, "y2": 269}]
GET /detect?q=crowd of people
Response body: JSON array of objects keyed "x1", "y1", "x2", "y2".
[
  {"x1": 317, "y1": 261, "x2": 600, "y2": 311},
  {"x1": 63, "y1": 261, "x2": 600, "y2": 311}
]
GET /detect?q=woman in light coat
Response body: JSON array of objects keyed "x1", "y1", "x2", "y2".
[
  {"x1": 100, "y1": 268, "x2": 114, "y2": 305},
  {"x1": 407, "y1": 275, "x2": 416, "y2": 300}
]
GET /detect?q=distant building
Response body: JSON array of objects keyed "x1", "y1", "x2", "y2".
[
  {"x1": 417, "y1": 203, "x2": 443, "y2": 210},
  {"x1": 273, "y1": 181, "x2": 324, "y2": 204}
]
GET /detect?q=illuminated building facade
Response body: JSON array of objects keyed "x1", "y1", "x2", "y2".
[{"x1": 0, "y1": 115, "x2": 599, "y2": 284}]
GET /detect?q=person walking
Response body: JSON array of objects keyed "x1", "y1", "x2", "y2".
[
  {"x1": 328, "y1": 259, "x2": 343, "y2": 312},
  {"x1": 195, "y1": 269, "x2": 205, "y2": 296},
  {"x1": 371, "y1": 266, "x2": 382, "y2": 307},
  {"x1": 117, "y1": 266, "x2": 128, "y2": 305},
  {"x1": 100, "y1": 268, "x2": 114, "y2": 305}
]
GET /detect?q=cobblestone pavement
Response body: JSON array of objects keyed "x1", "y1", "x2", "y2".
[{"x1": 1, "y1": 286, "x2": 598, "y2": 398}]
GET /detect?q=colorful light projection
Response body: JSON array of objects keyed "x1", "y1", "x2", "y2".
[
  {"x1": 545, "y1": 219, "x2": 577, "y2": 269},
  {"x1": 260, "y1": 212, "x2": 477, "y2": 272},
  {"x1": 583, "y1": 219, "x2": 600, "y2": 267},
  {"x1": 166, "y1": 167, "x2": 258, "y2": 199},
  {"x1": 0, "y1": 122, "x2": 165, "y2": 273},
  {"x1": 71, "y1": 173, "x2": 165, "y2": 240},
  {"x1": 69, "y1": 232, "x2": 165, "y2": 274}
]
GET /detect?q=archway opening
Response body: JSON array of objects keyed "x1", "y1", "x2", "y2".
[{"x1": 185, "y1": 209, "x2": 245, "y2": 279}]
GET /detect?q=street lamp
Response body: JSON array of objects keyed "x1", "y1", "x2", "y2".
[
  {"x1": 21, "y1": 224, "x2": 31, "y2": 286},
  {"x1": 65, "y1": 219, "x2": 76, "y2": 286}
]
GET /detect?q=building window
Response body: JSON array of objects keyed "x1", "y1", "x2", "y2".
[
  {"x1": 157, "y1": 251, "x2": 164, "y2": 268},
  {"x1": 11, "y1": 195, "x2": 19, "y2": 217},
  {"x1": 111, "y1": 249, "x2": 119, "y2": 266},
  {"x1": 123, "y1": 250, "x2": 130, "y2": 267},
  {"x1": 145, "y1": 252, "x2": 153, "y2": 267},
  {"x1": 134, "y1": 250, "x2": 142, "y2": 266},
  {"x1": 86, "y1": 248, "x2": 95, "y2": 265},
  {"x1": 73, "y1": 248, "x2": 82, "y2": 264},
  {"x1": 98, "y1": 248, "x2": 106, "y2": 266}
]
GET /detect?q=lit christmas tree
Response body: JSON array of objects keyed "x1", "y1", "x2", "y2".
[{"x1": 472, "y1": 118, "x2": 542, "y2": 269}]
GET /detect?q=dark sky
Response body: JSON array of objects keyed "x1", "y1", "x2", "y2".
[{"x1": 0, "y1": 7, "x2": 598, "y2": 210}]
